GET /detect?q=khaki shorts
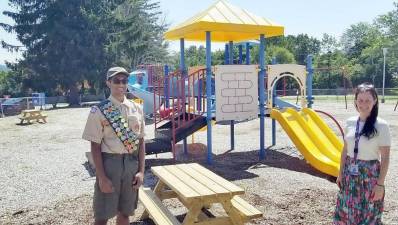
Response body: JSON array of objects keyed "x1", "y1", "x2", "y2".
[{"x1": 93, "y1": 152, "x2": 139, "y2": 221}]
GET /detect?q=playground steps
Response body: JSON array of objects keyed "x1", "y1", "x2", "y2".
[{"x1": 155, "y1": 112, "x2": 207, "y2": 143}]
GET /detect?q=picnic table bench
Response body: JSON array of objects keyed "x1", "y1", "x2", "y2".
[
  {"x1": 139, "y1": 163, "x2": 262, "y2": 225},
  {"x1": 19, "y1": 109, "x2": 47, "y2": 124}
]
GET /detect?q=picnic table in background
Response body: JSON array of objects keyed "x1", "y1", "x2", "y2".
[
  {"x1": 139, "y1": 163, "x2": 262, "y2": 225},
  {"x1": 19, "y1": 109, "x2": 47, "y2": 124}
]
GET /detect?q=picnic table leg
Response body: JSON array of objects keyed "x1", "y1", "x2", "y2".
[
  {"x1": 182, "y1": 201, "x2": 203, "y2": 225},
  {"x1": 139, "y1": 207, "x2": 150, "y2": 220},
  {"x1": 139, "y1": 180, "x2": 166, "y2": 220},
  {"x1": 221, "y1": 200, "x2": 244, "y2": 225},
  {"x1": 153, "y1": 180, "x2": 166, "y2": 195},
  {"x1": 203, "y1": 203, "x2": 211, "y2": 209},
  {"x1": 196, "y1": 207, "x2": 214, "y2": 222}
]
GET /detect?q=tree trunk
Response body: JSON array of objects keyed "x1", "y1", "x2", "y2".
[{"x1": 67, "y1": 85, "x2": 80, "y2": 106}]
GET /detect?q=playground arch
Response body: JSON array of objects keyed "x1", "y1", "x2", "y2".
[{"x1": 267, "y1": 64, "x2": 307, "y2": 109}]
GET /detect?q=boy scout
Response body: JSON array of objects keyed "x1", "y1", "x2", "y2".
[{"x1": 82, "y1": 67, "x2": 145, "y2": 225}]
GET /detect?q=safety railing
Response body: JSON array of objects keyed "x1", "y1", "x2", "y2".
[
  {"x1": 152, "y1": 68, "x2": 208, "y2": 158},
  {"x1": 153, "y1": 70, "x2": 181, "y2": 129}
]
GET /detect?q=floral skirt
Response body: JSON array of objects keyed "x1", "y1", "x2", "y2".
[{"x1": 334, "y1": 156, "x2": 383, "y2": 225}]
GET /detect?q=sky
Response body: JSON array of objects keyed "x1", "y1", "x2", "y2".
[{"x1": 0, "y1": 0, "x2": 395, "y2": 65}]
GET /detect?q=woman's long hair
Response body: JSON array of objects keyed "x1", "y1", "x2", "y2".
[{"x1": 354, "y1": 83, "x2": 379, "y2": 139}]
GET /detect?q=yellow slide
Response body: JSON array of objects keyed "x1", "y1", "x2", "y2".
[{"x1": 270, "y1": 108, "x2": 343, "y2": 177}]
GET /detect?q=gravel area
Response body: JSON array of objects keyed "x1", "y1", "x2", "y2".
[{"x1": 0, "y1": 100, "x2": 397, "y2": 225}]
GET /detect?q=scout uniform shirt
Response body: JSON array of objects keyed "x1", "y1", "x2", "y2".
[{"x1": 82, "y1": 95, "x2": 145, "y2": 154}]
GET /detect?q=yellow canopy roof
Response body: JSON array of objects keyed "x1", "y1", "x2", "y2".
[{"x1": 164, "y1": 0, "x2": 284, "y2": 42}]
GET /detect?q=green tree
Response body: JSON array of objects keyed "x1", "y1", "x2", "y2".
[
  {"x1": 185, "y1": 46, "x2": 206, "y2": 67},
  {"x1": 1, "y1": 0, "x2": 168, "y2": 102},
  {"x1": 374, "y1": 2, "x2": 398, "y2": 88},
  {"x1": 267, "y1": 46, "x2": 295, "y2": 64},
  {"x1": 166, "y1": 46, "x2": 225, "y2": 71},
  {"x1": 1, "y1": 0, "x2": 111, "y2": 103},
  {"x1": 212, "y1": 49, "x2": 225, "y2": 65},
  {"x1": 340, "y1": 17, "x2": 395, "y2": 88},
  {"x1": 321, "y1": 33, "x2": 339, "y2": 53},
  {"x1": 340, "y1": 22, "x2": 382, "y2": 60},
  {"x1": 106, "y1": 0, "x2": 168, "y2": 68},
  {"x1": 268, "y1": 34, "x2": 321, "y2": 64},
  {"x1": 313, "y1": 50, "x2": 351, "y2": 89},
  {"x1": 0, "y1": 69, "x2": 23, "y2": 97}
]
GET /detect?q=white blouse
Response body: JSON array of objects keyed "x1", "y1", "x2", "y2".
[{"x1": 344, "y1": 116, "x2": 391, "y2": 160}]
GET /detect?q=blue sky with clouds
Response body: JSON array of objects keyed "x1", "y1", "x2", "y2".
[{"x1": 0, "y1": 0, "x2": 395, "y2": 64}]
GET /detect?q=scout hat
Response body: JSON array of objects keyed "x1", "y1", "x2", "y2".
[{"x1": 106, "y1": 67, "x2": 129, "y2": 80}]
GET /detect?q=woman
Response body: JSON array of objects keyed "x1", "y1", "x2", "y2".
[{"x1": 334, "y1": 83, "x2": 391, "y2": 224}]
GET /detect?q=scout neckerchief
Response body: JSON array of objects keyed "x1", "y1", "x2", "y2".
[{"x1": 97, "y1": 99, "x2": 139, "y2": 153}]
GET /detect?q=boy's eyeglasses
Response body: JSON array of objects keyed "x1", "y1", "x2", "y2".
[{"x1": 112, "y1": 78, "x2": 128, "y2": 85}]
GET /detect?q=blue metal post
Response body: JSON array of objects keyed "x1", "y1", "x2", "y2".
[
  {"x1": 306, "y1": 55, "x2": 314, "y2": 108},
  {"x1": 180, "y1": 39, "x2": 186, "y2": 109},
  {"x1": 238, "y1": 45, "x2": 243, "y2": 64},
  {"x1": 180, "y1": 38, "x2": 188, "y2": 154},
  {"x1": 229, "y1": 41, "x2": 233, "y2": 65},
  {"x1": 259, "y1": 34, "x2": 266, "y2": 160},
  {"x1": 229, "y1": 41, "x2": 235, "y2": 150},
  {"x1": 271, "y1": 57, "x2": 276, "y2": 146},
  {"x1": 164, "y1": 65, "x2": 169, "y2": 108},
  {"x1": 206, "y1": 31, "x2": 213, "y2": 164},
  {"x1": 224, "y1": 44, "x2": 229, "y2": 64},
  {"x1": 198, "y1": 80, "x2": 202, "y2": 111},
  {"x1": 271, "y1": 57, "x2": 277, "y2": 64},
  {"x1": 245, "y1": 42, "x2": 250, "y2": 65}
]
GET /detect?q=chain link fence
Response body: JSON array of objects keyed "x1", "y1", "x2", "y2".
[
  {"x1": 1, "y1": 89, "x2": 397, "y2": 118},
  {"x1": 1, "y1": 94, "x2": 105, "y2": 117},
  {"x1": 275, "y1": 88, "x2": 398, "y2": 102}
]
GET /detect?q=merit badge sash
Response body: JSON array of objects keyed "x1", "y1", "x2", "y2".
[{"x1": 97, "y1": 100, "x2": 140, "y2": 153}]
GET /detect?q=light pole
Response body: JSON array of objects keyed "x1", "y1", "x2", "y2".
[
  {"x1": 382, "y1": 48, "x2": 387, "y2": 103},
  {"x1": 0, "y1": 102, "x2": 4, "y2": 118}
]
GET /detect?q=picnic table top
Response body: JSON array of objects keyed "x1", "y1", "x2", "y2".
[
  {"x1": 22, "y1": 109, "x2": 41, "y2": 113},
  {"x1": 151, "y1": 163, "x2": 244, "y2": 202}
]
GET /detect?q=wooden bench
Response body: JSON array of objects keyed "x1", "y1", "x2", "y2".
[
  {"x1": 231, "y1": 196, "x2": 263, "y2": 222},
  {"x1": 139, "y1": 188, "x2": 181, "y2": 225}
]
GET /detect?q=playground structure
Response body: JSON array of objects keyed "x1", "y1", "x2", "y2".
[
  {"x1": 128, "y1": 64, "x2": 216, "y2": 116},
  {"x1": 129, "y1": 0, "x2": 345, "y2": 177},
  {"x1": 127, "y1": 64, "x2": 166, "y2": 116},
  {"x1": 266, "y1": 63, "x2": 342, "y2": 177}
]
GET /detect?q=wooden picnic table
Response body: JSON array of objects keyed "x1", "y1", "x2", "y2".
[
  {"x1": 139, "y1": 163, "x2": 262, "y2": 225},
  {"x1": 19, "y1": 109, "x2": 47, "y2": 124}
]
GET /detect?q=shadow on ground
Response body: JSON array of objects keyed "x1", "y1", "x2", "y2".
[
  {"x1": 131, "y1": 214, "x2": 187, "y2": 225},
  {"x1": 81, "y1": 145, "x2": 336, "y2": 192},
  {"x1": 142, "y1": 147, "x2": 335, "y2": 185}
]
